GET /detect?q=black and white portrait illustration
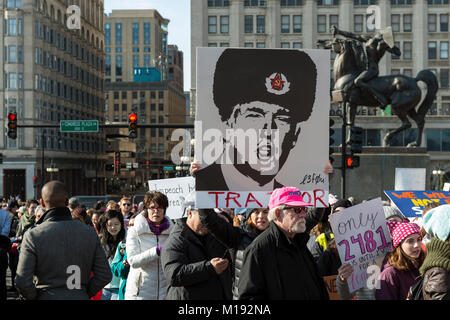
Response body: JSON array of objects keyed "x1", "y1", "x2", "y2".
[{"x1": 194, "y1": 48, "x2": 330, "y2": 208}]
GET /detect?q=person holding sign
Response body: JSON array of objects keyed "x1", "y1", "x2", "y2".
[
  {"x1": 375, "y1": 221, "x2": 425, "y2": 300},
  {"x1": 238, "y1": 187, "x2": 329, "y2": 300}
]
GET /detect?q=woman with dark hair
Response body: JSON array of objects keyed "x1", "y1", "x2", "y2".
[
  {"x1": 375, "y1": 221, "x2": 425, "y2": 300},
  {"x1": 125, "y1": 191, "x2": 174, "y2": 300},
  {"x1": 98, "y1": 210, "x2": 125, "y2": 300}
]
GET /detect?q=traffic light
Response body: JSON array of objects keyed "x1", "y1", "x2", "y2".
[
  {"x1": 345, "y1": 155, "x2": 360, "y2": 169},
  {"x1": 349, "y1": 126, "x2": 363, "y2": 154},
  {"x1": 113, "y1": 152, "x2": 120, "y2": 175},
  {"x1": 329, "y1": 118, "x2": 335, "y2": 164},
  {"x1": 33, "y1": 176, "x2": 39, "y2": 188},
  {"x1": 146, "y1": 161, "x2": 150, "y2": 168},
  {"x1": 128, "y1": 113, "x2": 137, "y2": 138},
  {"x1": 7, "y1": 112, "x2": 17, "y2": 139}
]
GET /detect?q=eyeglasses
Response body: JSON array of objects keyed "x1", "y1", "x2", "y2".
[
  {"x1": 122, "y1": 203, "x2": 131, "y2": 206},
  {"x1": 148, "y1": 207, "x2": 162, "y2": 211},
  {"x1": 283, "y1": 206, "x2": 306, "y2": 214}
]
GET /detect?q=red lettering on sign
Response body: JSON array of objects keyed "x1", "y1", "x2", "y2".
[
  {"x1": 392, "y1": 192, "x2": 416, "y2": 199},
  {"x1": 314, "y1": 189, "x2": 327, "y2": 207},
  {"x1": 302, "y1": 192, "x2": 312, "y2": 204},
  {"x1": 225, "y1": 192, "x2": 241, "y2": 208},
  {"x1": 244, "y1": 193, "x2": 263, "y2": 207},
  {"x1": 208, "y1": 191, "x2": 225, "y2": 208}
]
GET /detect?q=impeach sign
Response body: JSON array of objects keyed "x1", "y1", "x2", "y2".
[
  {"x1": 384, "y1": 190, "x2": 450, "y2": 218},
  {"x1": 329, "y1": 198, "x2": 392, "y2": 293}
]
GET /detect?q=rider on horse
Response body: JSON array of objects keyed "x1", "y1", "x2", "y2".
[{"x1": 331, "y1": 26, "x2": 402, "y2": 109}]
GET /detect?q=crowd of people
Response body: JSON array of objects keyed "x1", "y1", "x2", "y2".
[{"x1": 0, "y1": 176, "x2": 449, "y2": 301}]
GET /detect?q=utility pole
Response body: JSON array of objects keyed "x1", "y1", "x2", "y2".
[{"x1": 341, "y1": 100, "x2": 347, "y2": 199}]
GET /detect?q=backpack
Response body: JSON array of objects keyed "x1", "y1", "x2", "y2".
[{"x1": 406, "y1": 276, "x2": 424, "y2": 300}]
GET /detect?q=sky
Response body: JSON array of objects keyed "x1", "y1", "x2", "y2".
[{"x1": 104, "y1": 0, "x2": 191, "y2": 92}]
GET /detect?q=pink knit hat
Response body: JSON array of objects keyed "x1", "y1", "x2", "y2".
[{"x1": 386, "y1": 220, "x2": 422, "y2": 248}]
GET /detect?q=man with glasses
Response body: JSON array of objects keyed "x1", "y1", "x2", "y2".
[
  {"x1": 238, "y1": 186, "x2": 329, "y2": 300},
  {"x1": 119, "y1": 197, "x2": 133, "y2": 220}
]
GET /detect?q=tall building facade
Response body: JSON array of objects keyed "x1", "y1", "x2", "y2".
[
  {"x1": 0, "y1": 0, "x2": 106, "y2": 199},
  {"x1": 104, "y1": 10, "x2": 186, "y2": 190},
  {"x1": 191, "y1": 0, "x2": 450, "y2": 188}
]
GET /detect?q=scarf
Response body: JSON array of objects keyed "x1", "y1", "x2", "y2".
[
  {"x1": 146, "y1": 217, "x2": 170, "y2": 236},
  {"x1": 20, "y1": 211, "x2": 35, "y2": 231}
]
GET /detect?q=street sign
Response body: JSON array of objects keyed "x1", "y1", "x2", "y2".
[
  {"x1": 163, "y1": 166, "x2": 174, "y2": 171},
  {"x1": 60, "y1": 120, "x2": 99, "y2": 132}
]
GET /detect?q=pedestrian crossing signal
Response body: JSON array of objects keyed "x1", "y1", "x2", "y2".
[{"x1": 346, "y1": 155, "x2": 360, "y2": 169}]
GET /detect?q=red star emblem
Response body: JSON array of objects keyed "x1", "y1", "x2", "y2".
[{"x1": 270, "y1": 73, "x2": 285, "y2": 91}]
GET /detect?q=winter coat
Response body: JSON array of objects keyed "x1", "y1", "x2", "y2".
[
  {"x1": 317, "y1": 247, "x2": 341, "y2": 277},
  {"x1": 420, "y1": 238, "x2": 450, "y2": 300},
  {"x1": 111, "y1": 241, "x2": 129, "y2": 300},
  {"x1": 198, "y1": 208, "x2": 259, "y2": 300},
  {"x1": 8, "y1": 211, "x2": 19, "y2": 238},
  {"x1": 15, "y1": 207, "x2": 112, "y2": 300},
  {"x1": 375, "y1": 260, "x2": 421, "y2": 300},
  {"x1": 161, "y1": 219, "x2": 233, "y2": 300},
  {"x1": 238, "y1": 221, "x2": 329, "y2": 300},
  {"x1": 125, "y1": 213, "x2": 173, "y2": 300}
]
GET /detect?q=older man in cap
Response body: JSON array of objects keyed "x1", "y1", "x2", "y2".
[
  {"x1": 195, "y1": 49, "x2": 318, "y2": 191},
  {"x1": 238, "y1": 186, "x2": 329, "y2": 300}
]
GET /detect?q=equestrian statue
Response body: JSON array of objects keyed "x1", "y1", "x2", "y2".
[{"x1": 317, "y1": 25, "x2": 439, "y2": 147}]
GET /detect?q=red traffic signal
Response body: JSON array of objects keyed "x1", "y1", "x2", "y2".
[
  {"x1": 128, "y1": 113, "x2": 137, "y2": 122},
  {"x1": 346, "y1": 155, "x2": 360, "y2": 169},
  {"x1": 8, "y1": 113, "x2": 16, "y2": 121},
  {"x1": 7, "y1": 112, "x2": 17, "y2": 139}
]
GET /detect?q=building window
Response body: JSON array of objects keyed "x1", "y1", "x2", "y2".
[
  {"x1": 281, "y1": 15, "x2": 290, "y2": 33},
  {"x1": 293, "y1": 42, "x2": 302, "y2": 49},
  {"x1": 403, "y1": 14, "x2": 412, "y2": 32},
  {"x1": 440, "y1": 42, "x2": 449, "y2": 59},
  {"x1": 245, "y1": 15, "x2": 253, "y2": 33},
  {"x1": 440, "y1": 69, "x2": 449, "y2": 87},
  {"x1": 132, "y1": 22, "x2": 139, "y2": 45},
  {"x1": 208, "y1": 16, "x2": 217, "y2": 34},
  {"x1": 105, "y1": 23, "x2": 111, "y2": 45},
  {"x1": 144, "y1": 55, "x2": 151, "y2": 67},
  {"x1": 391, "y1": 14, "x2": 400, "y2": 32},
  {"x1": 220, "y1": 42, "x2": 229, "y2": 47},
  {"x1": 208, "y1": 0, "x2": 230, "y2": 6},
  {"x1": 441, "y1": 14, "x2": 449, "y2": 32},
  {"x1": 281, "y1": 42, "x2": 290, "y2": 48},
  {"x1": 391, "y1": 0, "x2": 413, "y2": 4},
  {"x1": 329, "y1": 15, "x2": 338, "y2": 29},
  {"x1": 280, "y1": 0, "x2": 302, "y2": 6},
  {"x1": 428, "y1": 41, "x2": 437, "y2": 59},
  {"x1": 354, "y1": 0, "x2": 376, "y2": 4},
  {"x1": 158, "y1": 144, "x2": 164, "y2": 153},
  {"x1": 293, "y1": 15, "x2": 302, "y2": 33},
  {"x1": 317, "y1": 15, "x2": 327, "y2": 33},
  {"x1": 428, "y1": 14, "x2": 437, "y2": 32},
  {"x1": 116, "y1": 55, "x2": 122, "y2": 76},
  {"x1": 8, "y1": 73, "x2": 18, "y2": 89},
  {"x1": 6, "y1": 0, "x2": 22, "y2": 8},
  {"x1": 256, "y1": 42, "x2": 265, "y2": 48},
  {"x1": 133, "y1": 55, "x2": 139, "y2": 67},
  {"x1": 220, "y1": 16, "x2": 229, "y2": 33},
  {"x1": 256, "y1": 15, "x2": 265, "y2": 33},
  {"x1": 244, "y1": 42, "x2": 254, "y2": 47},
  {"x1": 115, "y1": 23, "x2": 122, "y2": 45},
  {"x1": 318, "y1": 0, "x2": 338, "y2": 5},
  {"x1": 392, "y1": 41, "x2": 400, "y2": 60},
  {"x1": 403, "y1": 69, "x2": 413, "y2": 77},
  {"x1": 403, "y1": 41, "x2": 412, "y2": 60},
  {"x1": 427, "y1": 0, "x2": 449, "y2": 4},
  {"x1": 207, "y1": 42, "x2": 216, "y2": 47},
  {"x1": 105, "y1": 55, "x2": 111, "y2": 76},
  {"x1": 354, "y1": 15, "x2": 363, "y2": 32}
]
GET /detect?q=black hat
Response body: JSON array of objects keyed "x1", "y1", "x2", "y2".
[
  {"x1": 7, "y1": 200, "x2": 19, "y2": 211},
  {"x1": 213, "y1": 49, "x2": 317, "y2": 123},
  {"x1": 332, "y1": 199, "x2": 353, "y2": 212}
]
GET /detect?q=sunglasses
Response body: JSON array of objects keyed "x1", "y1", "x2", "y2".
[
  {"x1": 122, "y1": 203, "x2": 131, "y2": 206},
  {"x1": 283, "y1": 206, "x2": 306, "y2": 214}
]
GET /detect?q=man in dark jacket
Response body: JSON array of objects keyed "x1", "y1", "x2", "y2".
[
  {"x1": 15, "y1": 181, "x2": 112, "y2": 300},
  {"x1": 161, "y1": 192, "x2": 233, "y2": 300},
  {"x1": 238, "y1": 187, "x2": 329, "y2": 300}
]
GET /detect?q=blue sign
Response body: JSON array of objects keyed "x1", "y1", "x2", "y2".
[
  {"x1": 384, "y1": 190, "x2": 450, "y2": 218},
  {"x1": 133, "y1": 67, "x2": 161, "y2": 82}
]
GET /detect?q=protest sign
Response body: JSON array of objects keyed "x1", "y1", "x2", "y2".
[
  {"x1": 384, "y1": 190, "x2": 450, "y2": 218},
  {"x1": 194, "y1": 47, "x2": 330, "y2": 208},
  {"x1": 395, "y1": 168, "x2": 426, "y2": 190},
  {"x1": 323, "y1": 275, "x2": 341, "y2": 300},
  {"x1": 148, "y1": 177, "x2": 195, "y2": 219},
  {"x1": 329, "y1": 198, "x2": 392, "y2": 293}
]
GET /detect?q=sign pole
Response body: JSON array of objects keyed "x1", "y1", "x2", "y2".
[{"x1": 341, "y1": 100, "x2": 347, "y2": 199}]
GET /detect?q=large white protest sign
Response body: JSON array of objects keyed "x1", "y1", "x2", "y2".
[
  {"x1": 329, "y1": 198, "x2": 392, "y2": 292},
  {"x1": 395, "y1": 168, "x2": 426, "y2": 190},
  {"x1": 194, "y1": 47, "x2": 330, "y2": 208},
  {"x1": 148, "y1": 177, "x2": 195, "y2": 219}
]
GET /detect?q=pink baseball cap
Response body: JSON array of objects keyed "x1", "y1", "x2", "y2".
[{"x1": 268, "y1": 187, "x2": 313, "y2": 210}]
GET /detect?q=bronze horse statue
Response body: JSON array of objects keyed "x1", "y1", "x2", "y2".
[{"x1": 317, "y1": 37, "x2": 438, "y2": 147}]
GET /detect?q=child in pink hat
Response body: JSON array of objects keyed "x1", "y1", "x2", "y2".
[{"x1": 375, "y1": 221, "x2": 425, "y2": 300}]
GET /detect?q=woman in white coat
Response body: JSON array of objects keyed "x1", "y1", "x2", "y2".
[{"x1": 125, "y1": 191, "x2": 174, "y2": 300}]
